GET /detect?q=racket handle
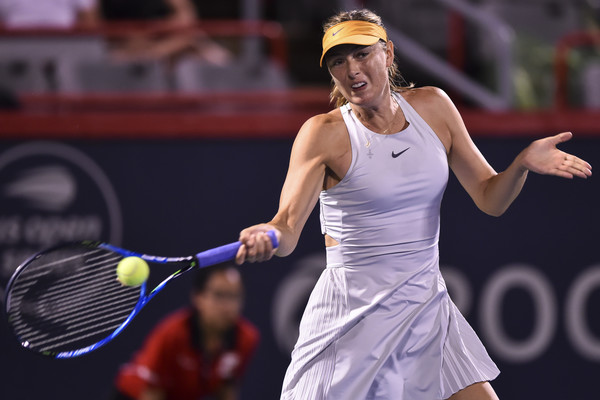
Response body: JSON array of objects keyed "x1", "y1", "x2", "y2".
[{"x1": 195, "y1": 230, "x2": 279, "y2": 268}]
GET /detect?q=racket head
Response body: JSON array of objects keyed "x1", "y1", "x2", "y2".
[
  {"x1": 4, "y1": 241, "x2": 150, "y2": 358},
  {"x1": 4, "y1": 232, "x2": 276, "y2": 358}
]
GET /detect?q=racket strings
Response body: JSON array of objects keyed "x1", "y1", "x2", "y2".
[
  {"x1": 9, "y1": 251, "x2": 119, "y2": 304},
  {"x1": 27, "y1": 311, "x2": 133, "y2": 351},
  {"x1": 12, "y1": 284, "x2": 137, "y2": 339},
  {"x1": 6, "y1": 244, "x2": 141, "y2": 354}
]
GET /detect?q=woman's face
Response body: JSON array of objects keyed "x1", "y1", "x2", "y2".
[{"x1": 326, "y1": 41, "x2": 393, "y2": 107}]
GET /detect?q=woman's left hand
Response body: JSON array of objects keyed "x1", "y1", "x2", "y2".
[{"x1": 520, "y1": 132, "x2": 592, "y2": 179}]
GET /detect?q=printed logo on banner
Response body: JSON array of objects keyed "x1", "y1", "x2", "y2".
[{"x1": 0, "y1": 141, "x2": 122, "y2": 302}]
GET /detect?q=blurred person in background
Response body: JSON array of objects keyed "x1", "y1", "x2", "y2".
[
  {"x1": 0, "y1": 0, "x2": 100, "y2": 94},
  {"x1": 0, "y1": 0, "x2": 100, "y2": 29},
  {"x1": 110, "y1": 262, "x2": 259, "y2": 400},
  {"x1": 100, "y1": 0, "x2": 232, "y2": 65}
]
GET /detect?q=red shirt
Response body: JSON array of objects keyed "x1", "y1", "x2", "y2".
[{"x1": 115, "y1": 308, "x2": 259, "y2": 400}]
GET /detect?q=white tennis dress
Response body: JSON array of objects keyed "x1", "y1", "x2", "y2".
[{"x1": 280, "y1": 92, "x2": 500, "y2": 400}]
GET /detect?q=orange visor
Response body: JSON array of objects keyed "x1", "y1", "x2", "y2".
[{"x1": 320, "y1": 20, "x2": 388, "y2": 67}]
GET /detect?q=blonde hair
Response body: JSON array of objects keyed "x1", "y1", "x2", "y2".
[{"x1": 323, "y1": 9, "x2": 413, "y2": 108}]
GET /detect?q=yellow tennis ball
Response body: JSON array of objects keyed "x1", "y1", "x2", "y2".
[{"x1": 116, "y1": 257, "x2": 149, "y2": 286}]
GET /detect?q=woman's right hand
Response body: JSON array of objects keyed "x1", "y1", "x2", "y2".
[{"x1": 235, "y1": 224, "x2": 281, "y2": 265}]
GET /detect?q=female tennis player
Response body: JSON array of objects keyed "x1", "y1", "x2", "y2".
[{"x1": 235, "y1": 8, "x2": 592, "y2": 400}]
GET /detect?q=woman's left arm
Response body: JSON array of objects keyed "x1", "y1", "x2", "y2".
[{"x1": 435, "y1": 89, "x2": 592, "y2": 216}]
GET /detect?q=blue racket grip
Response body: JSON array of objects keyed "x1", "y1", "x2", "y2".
[{"x1": 195, "y1": 230, "x2": 279, "y2": 268}]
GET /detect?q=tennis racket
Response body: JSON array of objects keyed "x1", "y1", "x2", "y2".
[{"x1": 4, "y1": 231, "x2": 278, "y2": 359}]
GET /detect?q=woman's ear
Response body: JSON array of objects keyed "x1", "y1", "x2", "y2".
[{"x1": 385, "y1": 40, "x2": 395, "y2": 68}]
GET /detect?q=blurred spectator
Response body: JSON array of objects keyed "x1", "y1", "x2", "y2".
[
  {"x1": 101, "y1": 0, "x2": 233, "y2": 65},
  {"x1": 0, "y1": 0, "x2": 101, "y2": 94},
  {"x1": 0, "y1": 0, "x2": 100, "y2": 29},
  {"x1": 110, "y1": 263, "x2": 259, "y2": 400}
]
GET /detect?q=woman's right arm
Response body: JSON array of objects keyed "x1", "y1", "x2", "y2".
[{"x1": 235, "y1": 114, "x2": 336, "y2": 264}]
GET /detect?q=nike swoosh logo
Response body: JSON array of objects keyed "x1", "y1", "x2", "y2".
[
  {"x1": 391, "y1": 147, "x2": 410, "y2": 158},
  {"x1": 332, "y1": 27, "x2": 344, "y2": 36}
]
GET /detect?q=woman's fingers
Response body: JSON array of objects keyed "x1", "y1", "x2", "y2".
[{"x1": 237, "y1": 227, "x2": 277, "y2": 264}]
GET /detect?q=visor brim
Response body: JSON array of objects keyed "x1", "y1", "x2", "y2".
[{"x1": 320, "y1": 35, "x2": 382, "y2": 67}]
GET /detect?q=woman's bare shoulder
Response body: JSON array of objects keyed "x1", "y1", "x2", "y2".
[
  {"x1": 303, "y1": 108, "x2": 344, "y2": 131},
  {"x1": 293, "y1": 108, "x2": 349, "y2": 162},
  {"x1": 400, "y1": 86, "x2": 452, "y2": 110},
  {"x1": 298, "y1": 108, "x2": 347, "y2": 143},
  {"x1": 399, "y1": 86, "x2": 456, "y2": 153}
]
